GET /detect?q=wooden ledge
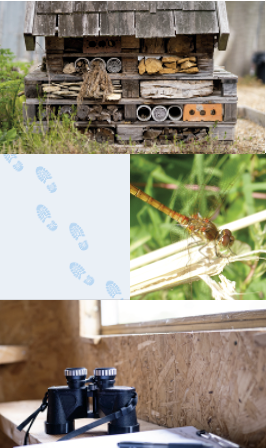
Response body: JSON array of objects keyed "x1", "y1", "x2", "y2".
[
  {"x1": 0, "y1": 400, "x2": 163, "y2": 445},
  {"x1": 0, "y1": 346, "x2": 28, "y2": 365}
]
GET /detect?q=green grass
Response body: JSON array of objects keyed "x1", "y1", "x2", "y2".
[{"x1": 130, "y1": 154, "x2": 266, "y2": 300}]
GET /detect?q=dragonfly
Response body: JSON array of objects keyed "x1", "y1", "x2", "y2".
[{"x1": 130, "y1": 183, "x2": 235, "y2": 258}]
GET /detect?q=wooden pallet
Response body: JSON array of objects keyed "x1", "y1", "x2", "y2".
[{"x1": 24, "y1": 65, "x2": 238, "y2": 143}]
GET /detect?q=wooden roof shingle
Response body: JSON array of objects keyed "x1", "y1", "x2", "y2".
[{"x1": 24, "y1": 1, "x2": 229, "y2": 50}]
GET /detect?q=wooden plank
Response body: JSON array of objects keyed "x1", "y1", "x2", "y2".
[
  {"x1": 122, "y1": 57, "x2": 138, "y2": 74},
  {"x1": 196, "y1": 35, "x2": 214, "y2": 54},
  {"x1": 122, "y1": 80, "x2": 139, "y2": 98},
  {"x1": 24, "y1": 65, "x2": 237, "y2": 81},
  {"x1": 36, "y1": 1, "x2": 51, "y2": 14},
  {"x1": 157, "y1": 2, "x2": 183, "y2": 10},
  {"x1": 26, "y1": 97, "x2": 237, "y2": 106},
  {"x1": 0, "y1": 346, "x2": 28, "y2": 365},
  {"x1": 45, "y1": 37, "x2": 64, "y2": 53},
  {"x1": 216, "y1": 1, "x2": 230, "y2": 51},
  {"x1": 82, "y1": 14, "x2": 100, "y2": 36},
  {"x1": 117, "y1": 126, "x2": 144, "y2": 141},
  {"x1": 24, "y1": 1, "x2": 35, "y2": 34},
  {"x1": 23, "y1": 103, "x2": 37, "y2": 122},
  {"x1": 197, "y1": 56, "x2": 214, "y2": 75},
  {"x1": 107, "y1": 2, "x2": 149, "y2": 11},
  {"x1": 100, "y1": 12, "x2": 135, "y2": 36},
  {"x1": 140, "y1": 80, "x2": 214, "y2": 99},
  {"x1": 124, "y1": 105, "x2": 137, "y2": 120},
  {"x1": 238, "y1": 107, "x2": 265, "y2": 128},
  {"x1": 24, "y1": 35, "x2": 36, "y2": 52},
  {"x1": 150, "y1": 3, "x2": 157, "y2": 14},
  {"x1": 121, "y1": 36, "x2": 140, "y2": 49},
  {"x1": 183, "y1": 2, "x2": 216, "y2": 11},
  {"x1": 175, "y1": 11, "x2": 219, "y2": 34},
  {"x1": 103, "y1": 310, "x2": 266, "y2": 335},
  {"x1": 210, "y1": 124, "x2": 235, "y2": 141},
  {"x1": 81, "y1": 2, "x2": 108, "y2": 12},
  {"x1": 196, "y1": 11, "x2": 219, "y2": 34},
  {"x1": 222, "y1": 82, "x2": 237, "y2": 97},
  {"x1": 136, "y1": 11, "x2": 175, "y2": 38},
  {"x1": 49, "y1": 1, "x2": 74, "y2": 13},
  {"x1": 76, "y1": 121, "x2": 236, "y2": 129},
  {"x1": 224, "y1": 103, "x2": 237, "y2": 122},
  {"x1": 32, "y1": 14, "x2": 56, "y2": 36},
  {"x1": 58, "y1": 14, "x2": 84, "y2": 37},
  {"x1": 0, "y1": 401, "x2": 162, "y2": 445},
  {"x1": 24, "y1": 82, "x2": 42, "y2": 99}
]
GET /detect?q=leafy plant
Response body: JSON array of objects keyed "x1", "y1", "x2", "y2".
[{"x1": 0, "y1": 48, "x2": 30, "y2": 137}]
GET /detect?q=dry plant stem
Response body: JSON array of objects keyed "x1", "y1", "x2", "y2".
[
  {"x1": 130, "y1": 242, "x2": 230, "y2": 297},
  {"x1": 130, "y1": 209, "x2": 266, "y2": 271}
]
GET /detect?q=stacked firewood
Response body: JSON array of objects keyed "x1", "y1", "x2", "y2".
[
  {"x1": 42, "y1": 82, "x2": 122, "y2": 100},
  {"x1": 143, "y1": 127, "x2": 207, "y2": 146},
  {"x1": 138, "y1": 57, "x2": 199, "y2": 75},
  {"x1": 76, "y1": 105, "x2": 123, "y2": 122}
]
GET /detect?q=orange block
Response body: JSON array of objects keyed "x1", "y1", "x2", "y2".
[{"x1": 183, "y1": 104, "x2": 223, "y2": 122}]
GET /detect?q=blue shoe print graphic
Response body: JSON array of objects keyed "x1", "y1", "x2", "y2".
[
  {"x1": 36, "y1": 205, "x2": 58, "y2": 231},
  {"x1": 4, "y1": 155, "x2": 24, "y2": 172},
  {"x1": 70, "y1": 263, "x2": 94, "y2": 286},
  {"x1": 106, "y1": 281, "x2": 122, "y2": 298},
  {"x1": 36, "y1": 167, "x2": 57, "y2": 193},
  {"x1": 69, "y1": 223, "x2": 88, "y2": 251}
]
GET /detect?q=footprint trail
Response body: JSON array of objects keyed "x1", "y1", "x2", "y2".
[
  {"x1": 70, "y1": 263, "x2": 94, "y2": 286},
  {"x1": 106, "y1": 281, "x2": 122, "y2": 298},
  {"x1": 4, "y1": 155, "x2": 24, "y2": 172},
  {"x1": 36, "y1": 167, "x2": 57, "y2": 193},
  {"x1": 69, "y1": 223, "x2": 88, "y2": 251},
  {"x1": 36, "y1": 205, "x2": 58, "y2": 231}
]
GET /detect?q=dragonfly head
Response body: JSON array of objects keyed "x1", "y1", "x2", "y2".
[{"x1": 219, "y1": 229, "x2": 235, "y2": 248}]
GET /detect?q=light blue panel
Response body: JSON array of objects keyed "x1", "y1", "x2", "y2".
[{"x1": 0, "y1": 155, "x2": 130, "y2": 300}]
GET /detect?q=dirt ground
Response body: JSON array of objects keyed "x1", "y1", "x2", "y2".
[
  {"x1": 237, "y1": 82, "x2": 265, "y2": 113},
  {"x1": 126, "y1": 82, "x2": 265, "y2": 155}
]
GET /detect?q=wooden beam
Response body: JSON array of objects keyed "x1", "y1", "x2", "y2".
[
  {"x1": 24, "y1": 1, "x2": 36, "y2": 51},
  {"x1": 24, "y1": 35, "x2": 36, "y2": 52},
  {"x1": 238, "y1": 106, "x2": 265, "y2": 128},
  {"x1": 24, "y1": 1, "x2": 35, "y2": 34},
  {"x1": 216, "y1": 1, "x2": 230, "y2": 51},
  {"x1": 0, "y1": 346, "x2": 28, "y2": 365}
]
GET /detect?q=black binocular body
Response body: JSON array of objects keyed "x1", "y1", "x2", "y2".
[{"x1": 45, "y1": 367, "x2": 139, "y2": 436}]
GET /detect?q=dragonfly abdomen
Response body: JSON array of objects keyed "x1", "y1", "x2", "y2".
[{"x1": 130, "y1": 184, "x2": 189, "y2": 225}]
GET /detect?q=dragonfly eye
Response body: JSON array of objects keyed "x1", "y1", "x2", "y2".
[{"x1": 221, "y1": 229, "x2": 234, "y2": 247}]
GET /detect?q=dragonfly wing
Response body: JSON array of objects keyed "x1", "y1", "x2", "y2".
[{"x1": 170, "y1": 222, "x2": 188, "y2": 244}]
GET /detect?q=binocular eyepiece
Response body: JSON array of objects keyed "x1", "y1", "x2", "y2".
[
  {"x1": 64, "y1": 367, "x2": 117, "y2": 389},
  {"x1": 45, "y1": 367, "x2": 139, "y2": 436}
]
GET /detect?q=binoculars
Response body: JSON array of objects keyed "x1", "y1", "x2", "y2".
[{"x1": 45, "y1": 367, "x2": 139, "y2": 436}]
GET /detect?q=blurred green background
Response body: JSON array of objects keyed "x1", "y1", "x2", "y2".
[{"x1": 130, "y1": 154, "x2": 266, "y2": 300}]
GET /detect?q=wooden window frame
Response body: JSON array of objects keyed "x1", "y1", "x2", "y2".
[{"x1": 79, "y1": 302, "x2": 266, "y2": 341}]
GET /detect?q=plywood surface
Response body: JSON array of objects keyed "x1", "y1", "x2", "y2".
[
  {"x1": 80, "y1": 328, "x2": 266, "y2": 448},
  {"x1": 0, "y1": 302, "x2": 265, "y2": 448},
  {"x1": 0, "y1": 400, "x2": 162, "y2": 445}
]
